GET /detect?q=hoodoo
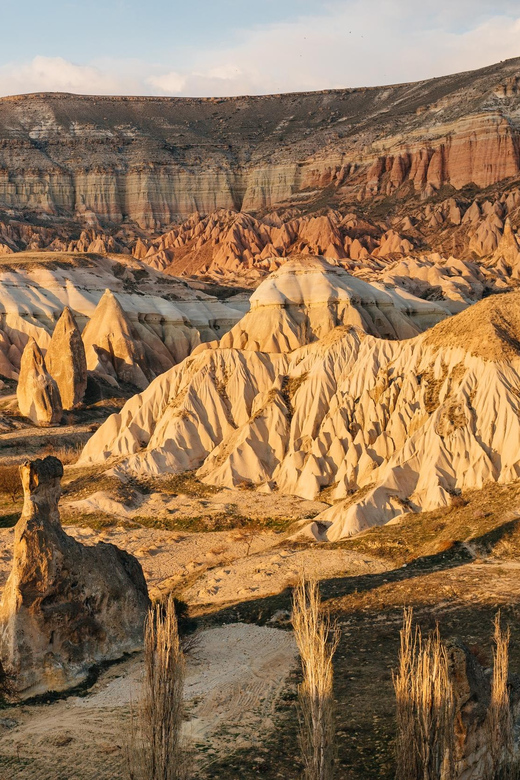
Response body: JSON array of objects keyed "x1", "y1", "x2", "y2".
[
  {"x1": 0, "y1": 457, "x2": 150, "y2": 698},
  {"x1": 81, "y1": 289, "x2": 151, "y2": 390},
  {"x1": 16, "y1": 338, "x2": 63, "y2": 427},
  {"x1": 46, "y1": 306, "x2": 87, "y2": 410}
]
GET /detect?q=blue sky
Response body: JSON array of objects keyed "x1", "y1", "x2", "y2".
[{"x1": 1, "y1": 0, "x2": 519, "y2": 97}]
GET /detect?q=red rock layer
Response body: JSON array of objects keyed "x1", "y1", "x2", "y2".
[{"x1": 0, "y1": 58, "x2": 518, "y2": 227}]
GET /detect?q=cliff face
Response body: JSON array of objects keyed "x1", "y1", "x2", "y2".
[{"x1": 0, "y1": 59, "x2": 519, "y2": 229}]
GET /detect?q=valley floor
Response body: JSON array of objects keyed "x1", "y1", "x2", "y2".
[{"x1": 2, "y1": 457, "x2": 520, "y2": 779}]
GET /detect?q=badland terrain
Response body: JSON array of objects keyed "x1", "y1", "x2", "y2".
[{"x1": 1, "y1": 57, "x2": 520, "y2": 780}]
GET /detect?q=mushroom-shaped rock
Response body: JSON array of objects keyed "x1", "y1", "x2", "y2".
[
  {"x1": 46, "y1": 307, "x2": 87, "y2": 410},
  {"x1": 0, "y1": 457, "x2": 150, "y2": 699},
  {"x1": 82, "y1": 289, "x2": 149, "y2": 390},
  {"x1": 16, "y1": 338, "x2": 62, "y2": 426}
]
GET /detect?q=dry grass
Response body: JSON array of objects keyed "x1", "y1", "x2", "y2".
[
  {"x1": 393, "y1": 608, "x2": 455, "y2": 780},
  {"x1": 0, "y1": 464, "x2": 22, "y2": 502},
  {"x1": 486, "y1": 613, "x2": 515, "y2": 780},
  {"x1": 41, "y1": 442, "x2": 84, "y2": 465},
  {"x1": 422, "y1": 291, "x2": 520, "y2": 361},
  {"x1": 127, "y1": 595, "x2": 189, "y2": 780},
  {"x1": 292, "y1": 577, "x2": 339, "y2": 780}
]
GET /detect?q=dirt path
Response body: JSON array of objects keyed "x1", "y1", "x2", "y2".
[{"x1": 0, "y1": 624, "x2": 296, "y2": 780}]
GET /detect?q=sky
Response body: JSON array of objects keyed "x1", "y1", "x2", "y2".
[{"x1": 1, "y1": 0, "x2": 519, "y2": 98}]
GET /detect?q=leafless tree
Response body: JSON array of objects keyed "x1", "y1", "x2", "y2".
[
  {"x1": 292, "y1": 576, "x2": 339, "y2": 780},
  {"x1": 128, "y1": 595, "x2": 189, "y2": 780}
]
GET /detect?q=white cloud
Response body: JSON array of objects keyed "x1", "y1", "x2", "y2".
[
  {"x1": 146, "y1": 70, "x2": 186, "y2": 94},
  {"x1": 0, "y1": 56, "x2": 135, "y2": 96},
  {"x1": 0, "y1": 3, "x2": 519, "y2": 98}
]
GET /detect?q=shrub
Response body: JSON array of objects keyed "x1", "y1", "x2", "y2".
[
  {"x1": 292, "y1": 577, "x2": 339, "y2": 780},
  {"x1": 394, "y1": 608, "x2": 455, "y2": 780},
  {"x1": 0, "y1": 465, "x2": 22, "y2": 502}
]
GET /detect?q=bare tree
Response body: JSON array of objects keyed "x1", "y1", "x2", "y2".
[
  {"x1": 128, "y1": 595, "x2": 189, "y2": 780},
  {"x1": 487, "y1": 612, "x2": 515, "y2": 780},
  {"x1": 394, "y1": 608, "x2": 455, "y2": 780},
  {"x1": 292, "y1": 576, "x2": 339, "y2": 780}
]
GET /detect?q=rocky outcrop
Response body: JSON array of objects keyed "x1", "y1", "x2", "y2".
[
  {"x1": 0, "y1": 456, "x2": 149, "y2": 698},
  {"x1": 46, "y1": 307, "x2": 87, "y2": 409},
  {"x1": 141, "y1": 209, "x2": 398, "y2": 279},
  {"x1": 137, "y1": 196, "x2": 520, "y2": 293},
  {"x1": 0, "y1": 252, "x2": 243, "y2": 380},
  {"x1": 78, "y1": 260, "x2": 520, "y2": 540},
  {"x1": 81, "y1": 289, "x2": 150, "y2": 390},
  {"x1": 0, "y1": 59, "x2": 519, "y2": 228},
  {"x1": 16, "y1": 338, "x2": 62, "y2": 426},
  {"x1": 214, "y1": 256, "x2": 447, "y2": 351}
]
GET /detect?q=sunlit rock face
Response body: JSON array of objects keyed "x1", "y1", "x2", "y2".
[
  {"x1": 79, "y1": 255, "x2": 520, "y2": 540},
  {"x1": 45, "y1": 306, "x2": 87, "y2": 410},
  {"x1": 16, "y1": 338, "x2": 62, "y2": 427},
  {"x1": 0, "y1": 59, "x2": 519, "y2": 227},
  {"x1": 216, "y1": 255, "x2": 448, "y2": 350},
  {"x1": 0, "y1": 457, "x2": 149, "y2": 699},
  {"x1": 0, "y1": 252, "x2": 244, "y2": 380}
]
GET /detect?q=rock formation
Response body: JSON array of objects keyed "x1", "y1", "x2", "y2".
[
  {"x1": 81, "y1": 289, "x2": 152, "y2": 390},
  {"x1": 16, "y1": 338, "x2": 62, "y2": 427},
  {"x1": 0, "y1": 456, "x2": 149, "y2": 698},
  {"x1": 46, "y1": 307, "x2": 87, "y2": 409},
  {"x1": 0, "y1": 59, "x2": 519, "y2": 228},
  {"x1": 0, "y1": 252, "x2": 242, "y2": 380},
  {"x1": 79, "y1": 258, "x2": 520, "y2": 540},
  {"x1": 214, "y1": 256, "x2": 448, "y2": 351}
]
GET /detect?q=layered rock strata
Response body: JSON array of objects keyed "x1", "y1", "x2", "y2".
[
  {"x1": 0, "y1": 457, "x2": 149, "y2": 698},
  {"x1": 0, "y1": 58, "x2": 519, "y2": 227}
]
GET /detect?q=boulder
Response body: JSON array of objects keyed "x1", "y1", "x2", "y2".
[
  {"x1": 46, "y1": 307, "x2": 87, "y2": 410},
  {"x1": 16, "y1": 338, "x2": 62, "y2": 427},
  {"x1": 0, "y1": 457, "x2": 150, "y2": 699}
]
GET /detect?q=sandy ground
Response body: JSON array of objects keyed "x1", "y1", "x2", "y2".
[
  {"x1": 64, "y1": 483, "x2": 327, "y2": 526},
  {"x1": 0, "y1": 523, "x2": 388, "y2": 605},
  {"x1": 0, "y1": 624, "x2": 296, "y2": 780},
  {"x1": 184, "y1": 544, "x2": 388, "y2": 606},
  {"x1": 0, "y1": 468, "x2": 388, "y2": 780}
]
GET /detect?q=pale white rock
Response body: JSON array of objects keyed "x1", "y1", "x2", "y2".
[
  {"x1": 0, "y1": 252, "x2": 244, "y2": 379},
  {"x1": 79, "y1": 257, "x2": 520, "y2": 540},
  {"x1": 218, "y1": 256, "x2": 448, "y2": 351}
]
